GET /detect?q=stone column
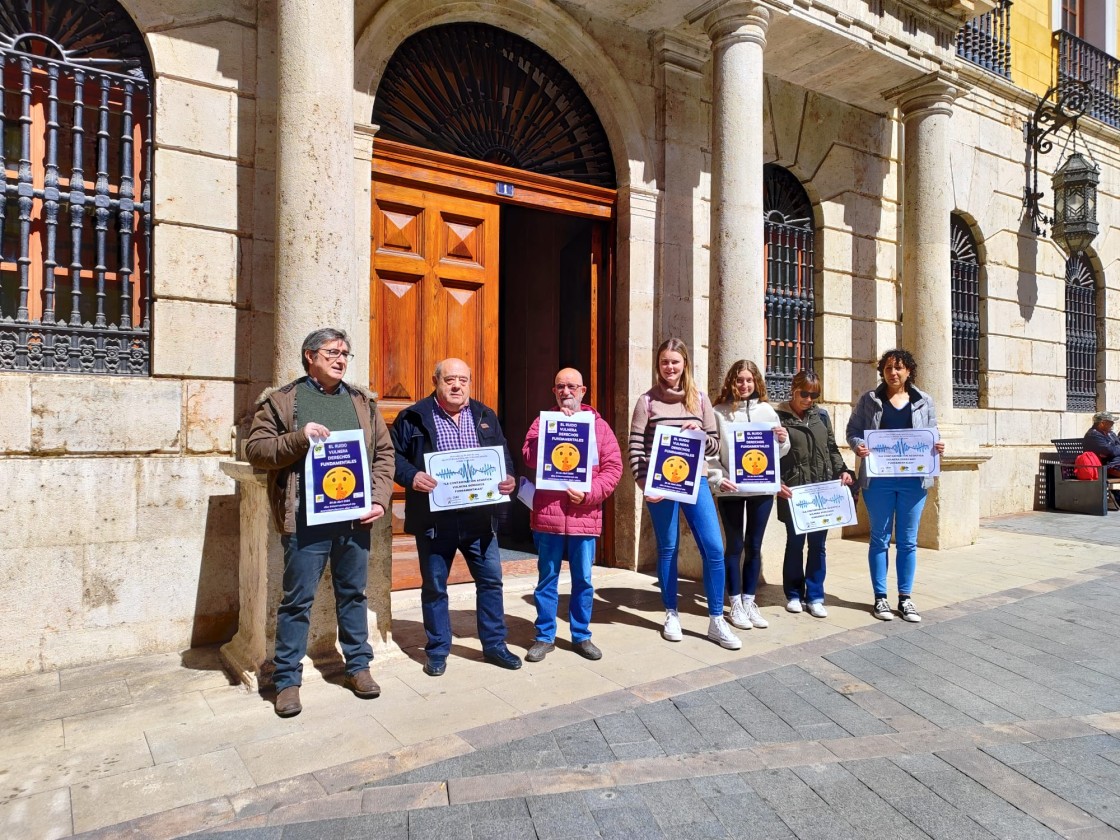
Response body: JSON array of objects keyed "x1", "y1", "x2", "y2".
[
  {"x1": 274, "y1": 0, "x2": 358, "y2": 382},
  {"x1": 886, "y1": 73, "x2": 959, "y2": 418},
  {"x1": 699, "y1": 1, "x2": 769, "y2": 389}
]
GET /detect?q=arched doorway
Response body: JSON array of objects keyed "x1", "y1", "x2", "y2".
[{"x1": 369, "y1": 23, "x2": 617, "y2": 588}]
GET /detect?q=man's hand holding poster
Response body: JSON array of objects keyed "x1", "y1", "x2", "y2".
[
  {"x1": 304, "y1": 429, "x2": 372, "y2": 526},
  {"x1": 725, "y1": 422, "x2": 781, "y2": 493},
  {"x1": 535, "y1": 411, "x2": 595, "y2": 492},
  {"x1": 424, "y1": 446, "x2": 510, "y2": 511},
  {"x1": 644, "y1": 426, "x2": 706, "y2": 504}
]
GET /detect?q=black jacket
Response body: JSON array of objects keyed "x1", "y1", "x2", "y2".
[{"x1": 391, "y1": 394, "x2": 514, "y2": 535}]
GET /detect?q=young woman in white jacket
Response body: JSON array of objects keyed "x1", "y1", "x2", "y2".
[{"x1": 707, "y1": 360, "x2": 790, "y2": 630}]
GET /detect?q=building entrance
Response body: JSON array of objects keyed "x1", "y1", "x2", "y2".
[{"x1": 369, "y1": 140, "x2": 614, "y2": 589}]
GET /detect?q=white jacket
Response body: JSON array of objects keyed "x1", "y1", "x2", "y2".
[{"x1": 707, "y1": 398, "x2": 791, "y2": 496}]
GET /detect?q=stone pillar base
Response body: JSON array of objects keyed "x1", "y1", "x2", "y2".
[
  {"x1": 842, "y1": 450, "x2": 991, "y2": 550},
  {"x1": 219, "y1": 461, "x2": 400, "y2": 691}
]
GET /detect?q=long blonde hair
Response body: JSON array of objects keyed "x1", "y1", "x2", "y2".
[
  {"x1": 656, "y1": 338, "x2": 700, "y2": 414},
  {"x1": 716, "y1": 359, "x2": 768, "y2": 408}
]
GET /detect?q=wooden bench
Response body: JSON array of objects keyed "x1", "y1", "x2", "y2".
[{"x1": 1045, "y1": 438, "x2": 1120, "y2": 516}]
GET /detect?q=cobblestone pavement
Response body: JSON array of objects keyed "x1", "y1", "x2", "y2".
[{"x1": 193, "y1": 555, "x2": 1120, "y2": 839}]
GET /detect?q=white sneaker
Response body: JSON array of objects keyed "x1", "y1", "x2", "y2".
[
  {"x1": 786, "y1": 598, "x2": 804, "y2": 613},
  {"x1": 899, "y1": 598, "x2": 922, "y2": 623},
  {"x1": 807, "y1": 601, "x2": 828, "y2": 618},
  {"x1": 743, "y1": 596, "x2": 769, "y2": 628},
  {"x1": 707, "y1": 615, "x2": 742, "y2": 650},
  {"x1": 663, "y1": 609, "x2": 683, "y2": 641},
  {"x1": 729, "y1": 597, "x2": 752, "y2": 630},
  {"x1": 872, "y1": 597, "x2": 893, "y2": 620}
]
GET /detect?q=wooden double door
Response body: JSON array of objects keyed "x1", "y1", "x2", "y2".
[{"x1": 369, "y1": 140, "x2": 615, "y2": 588}]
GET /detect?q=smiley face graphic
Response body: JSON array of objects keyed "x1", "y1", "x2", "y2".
[
  {"x1": 661, "y1": 455, "x2": 691, "y2": 483},
  {"x1": 322, "y1": 466, "x2": 357, "y2": 500},
  {"x1": 551, "y1": 442, "x2": 581, "y2": 472},
  {"x1": 740, "y1": 448, "x2": 769, "y2": 476}
]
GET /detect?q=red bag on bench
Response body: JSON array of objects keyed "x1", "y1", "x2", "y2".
[{"x1": 1074, "y1": 450, "x2": 1102, "y2": 481}]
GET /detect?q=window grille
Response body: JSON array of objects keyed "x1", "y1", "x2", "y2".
[
  {"x1": 763, "y1": 165, "x2": 815, "y2": 403},
  {"x1": 0, "y1": 1, "x2": 152, "y2": 375},
  {"x1": 956, "y1": 0, "x2": 1012, "y2": 79},
  {"x1": 1065, "y1": 253, "x2": 1098, "y2": 412},
  {"x1": 372, "y1": 23, "x2": 615, "y2": 188},
  {"x1": 950, "y1": 214, "x2": 981, "y2": 408}
]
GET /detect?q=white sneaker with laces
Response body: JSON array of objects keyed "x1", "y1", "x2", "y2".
[
  {"x1": 786, "y1": 598, "x2": 804, "y2": 613},
  {"x1": 663, "y1": 609, "x2": 683, "y2": 641},
  {"x1": 807, "y1": 601, "x2": 828, "y2": 618},
  {"x1": 743, "y1": 596, "x2": 769, "y2": 628},
  {"x1": 729, "y1": 597, "x2": 752, "y2": 630},
  {"x1": 898, "y1": 598, "x2": 922, "y2": 623},
  {"x1": 872, "y1": 597, "x2": 893, "y2": 621},
  {"x1": 707, "y1": 615, "x2": 742, "y2": 650}
]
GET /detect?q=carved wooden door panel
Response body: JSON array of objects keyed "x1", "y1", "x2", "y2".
[{"x1": 370, "y1": 179, "x2": 500, "y2": 587}]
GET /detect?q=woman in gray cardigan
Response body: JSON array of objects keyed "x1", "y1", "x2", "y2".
[{"x1": 846, "y1": 349, "x2": 946, "y2": 623}]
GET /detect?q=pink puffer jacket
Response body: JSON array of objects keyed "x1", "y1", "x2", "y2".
[{"x1": 521, "y1": 405, "x2": 623, "y2": 536}]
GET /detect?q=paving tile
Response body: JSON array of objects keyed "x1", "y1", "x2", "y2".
[
  {"x1": 71, "y1": 750, "x2": 253, "y2": 833},
  {"x1": 0, "y1": 670, "x2": 59, "y2": 704},
  {"x1": 706, "y1": 789, "x2": 797, "y2": 839},
  {"x1": 76, "y1": 796, "x2": 235, "y2": 839},
  {"x1": 0, "y1": 786, "x2": 71, "y2": 840},
  {"x1": 362, "y1": 782, "x2": 448, "y2": 814},
  {"x1": 228, "y1": 774, "x2": 325, "y2": 820},
  {"x1": 0, "y1": 680, "x2": 131, "y2": 724},
  {"x1": 370, "y1": 685, "x2": 519, "y2": 746},
  {"x1": 743, "y1": 767, "x2": 828, "y2": 811},
  {"x1": 792, "y1": 763, "x2": 930, "y2": 840},
  {"x1": 467, "y1": 816, "x2": 537, "y2": 839},
  {"x1": 263, "y1": 791, "x2": 362, "y2": 826},
  {"x1": 313, "y1": 735, "x2": 472, "y2": 793},
  {"x1": 529, "y1": 767, "x2": 613, "y2": 796},
  {"x1": 637, "y1": 778, "x2": 717, "y2": 826},
  {"x1": 592, "y1": 803, "x2": 665, "y2": 839},
  {"x1": 447, "y1": 772, "x2": 532, "y2": 805},
  {"x1": 406, "y1": 803, "x2": 473, "y2": 839},
  {"x1": 1, "y1": 732, "x2": 153, "y2": 801},
  {"x1": 63, "y1": 691, "x2": 216, "y2": 749},
  {"x1": 236, "y1": 713, "x2": 401, "y2": 786},
  {"x1": 58, "y1": 651, "x2": 192, "y2": 691}
]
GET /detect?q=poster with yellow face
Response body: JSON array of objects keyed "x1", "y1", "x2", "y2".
[
  {"x1": 535, "y1": 411, "x2": 596, "y2": 492},
  {"x1": 644, "y1": 426, "x2": 706, "y2": 504},
  {"x1": 726, "y1": 422, "x2": 781, "y2": 494},
  {"x1": 304, "y1": 429, "x2": 372, "y2": 526}
]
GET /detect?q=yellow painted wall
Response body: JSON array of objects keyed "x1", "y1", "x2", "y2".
[{"x1": 1010, "y1": 0, "x2": 1054, "y2": 97}]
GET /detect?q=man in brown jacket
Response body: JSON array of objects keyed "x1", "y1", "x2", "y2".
[{"x1": 246, "y1": 328, "x2": 394, "y2": 717}]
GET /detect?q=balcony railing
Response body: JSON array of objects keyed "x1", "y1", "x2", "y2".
[
  {"x1": 956, "y1": 0, "x2": 1012, "y2": 79},
  {"x1": 1058, "y1": 30, "x2": 1120, "y2": 129}
]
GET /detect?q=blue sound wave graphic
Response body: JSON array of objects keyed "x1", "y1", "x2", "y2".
[
  {"x1": 870, "y1": 438, "x2": 932, "y2": 456},
  {"x1": 795, "y1": 493, "x2": 846, "y2": 510},
  {"x1": 435, "y1": 461, "x2": 498, "y2": 481}
]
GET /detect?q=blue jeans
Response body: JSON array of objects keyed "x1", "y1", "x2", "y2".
[
  {"x1": 533, "y1": 532, "x2": 596, "y2": 643},
  {"x1": 782, "y1": 518, "x2": 828, "y2": 604},
  {"x1": 717, "y1": 495, "x2": 774, "y2": 597},
  {"x1": 274, "y1": 525, "x2": 373, "y2": 691},
  {"x1": 646, "y1": 482, "x2": 726, "y2": 616},
  {"x1": 416, "y1": 514, "x2": 507, "y2": 659},
  {"x1": 863, "y1": 477, "x2": 928, "y2": 598}
]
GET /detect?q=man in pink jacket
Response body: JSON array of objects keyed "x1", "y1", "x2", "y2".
[{"x1": 521, "y1": 368, "x2": 623, "y2": 662}]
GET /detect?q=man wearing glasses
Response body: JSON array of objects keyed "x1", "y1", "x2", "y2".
[
  {"x1": 521, "y1": 369, "x2": 622, "y2": 662},
  {"x1": 246, "y1": 328, "x2": 395, "y2": 717},
  {"x1": 391, "y1": 358, "x2": 521, "y2": 676}
]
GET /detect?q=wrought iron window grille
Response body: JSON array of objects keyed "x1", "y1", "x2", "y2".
[
  {"x1": 0, "y1": 1, "x2": 152, "y2": 376},
  {"x1": 1058, "y1": 29, "x2": 1120, "y2": 129},
  {"x1": 956, "y1": 0, "x2": 1012, "y2": 79},
  {"x1": 763, "y1": 165, "x2": 815, "y2": 403},
  {"x1": 950, "y1": 214, "x2": 981, "y2": 408},
  {"x1": 373, "y1": 23, "x2": 615, "y2": 188},
  {"x1": 1065, "y1": 252, "x2": 1098, "y2": 412}
]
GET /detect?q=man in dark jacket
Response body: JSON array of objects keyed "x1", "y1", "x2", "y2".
[
  {"x1": 246, "y1": 328, "x2": 395, "y2": 718},
  {"x1": 1085, "y1": 411, "x2": 1120, "y2": 477},
  {"x1": 391, "y1": 358, "x2": 521, "y2": 676}
]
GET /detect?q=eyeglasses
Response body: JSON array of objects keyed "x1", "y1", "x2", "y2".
[
  {"x1": 318, "y1": 349, "x2": 354, "y2": 361},
  {"x1": 553, "y1": 384, "x2": 585, "y2": 392},
  {"x1": 797, "y1": 390, "x2": 820, "y2": 399}
]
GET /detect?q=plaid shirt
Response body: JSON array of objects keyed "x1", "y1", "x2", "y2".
[{"x1": 433, "y1": 402, "x2": 479, "y2": 451}]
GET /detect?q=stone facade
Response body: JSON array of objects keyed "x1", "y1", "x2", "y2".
[{"x1": 1, "y1": 0, "x2": 1117, "y2": 676}]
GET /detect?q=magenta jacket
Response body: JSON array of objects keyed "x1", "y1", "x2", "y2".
[{"x1": 521, "y1": 404, "x2": 623, "y2": 536}]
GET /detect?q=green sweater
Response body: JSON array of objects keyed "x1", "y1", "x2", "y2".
[{"x1": 296, "y1": 379, "x2": 360, "y2": 523}]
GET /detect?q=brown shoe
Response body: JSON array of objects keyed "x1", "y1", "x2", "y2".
[
  {"x1": 274, "y1": 685, "x2": 302, "y2": 717},
  {"x1": 345, "y1": 669, "x2": 381, "y2": 699}
]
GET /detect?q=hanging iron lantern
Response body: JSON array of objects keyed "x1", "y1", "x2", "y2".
[{"x1": 1050, "y1": 151, "x2": 1100, "y2": 255}]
